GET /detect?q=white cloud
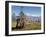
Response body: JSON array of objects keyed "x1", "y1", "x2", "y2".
[
  {"x1": 31, "y1": 15, "x2": 40, "y2": 17},
  {"x1": 25, "y1": 13, "x2": 31, "y2": 16},
  {"x1": 25, "y1": 13, "x2": 40, "y2": 17}
]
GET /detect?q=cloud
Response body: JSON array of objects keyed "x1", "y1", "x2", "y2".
[
  {"x1": 31, "y1": 15, "x2": 40, "y2": 17},
  {"x1": 25, "y1": 13, "x2": 31, "y2": 16},
  {"x1": 25, "y1": 13, "x2": 40, "y2": 17}
]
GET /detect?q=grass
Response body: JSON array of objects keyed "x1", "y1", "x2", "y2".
[
  {"x1": 12, "y1": 20, "x2": 41, "y2": 31},
  {"x1": 12, "y1": 20, "x2": 17, "y2": 28}
]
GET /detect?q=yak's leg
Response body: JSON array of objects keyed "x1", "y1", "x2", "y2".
[
  {"x1": 21, "y1": 22, "x2": 24, "y2": 28},
  {"x1": 16, "y1": 23, "x2": 18, "y2": 29},
  {"x1": 16, "y1": 20, "x2": 19, "y2": 29},
  {"x1": 20, "y1": 22, "x2": 24, "y2": 29}
]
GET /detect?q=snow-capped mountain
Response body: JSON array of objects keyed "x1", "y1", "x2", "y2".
[{"x1": 12, "y1": 15, "x2": 41, "y2": 22}]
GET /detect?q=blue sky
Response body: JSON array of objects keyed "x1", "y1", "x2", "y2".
[{"x1": 12, "y1": 5, "x2": 41, "y2": 17}]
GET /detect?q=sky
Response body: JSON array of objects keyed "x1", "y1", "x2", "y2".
[{"x1": 11, "y1": 5, "x2": 41, "y2": 17}]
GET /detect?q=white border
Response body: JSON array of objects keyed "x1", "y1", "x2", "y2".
[{"x1": 9, "y1": 3, "x2": 44, "y2": 35}]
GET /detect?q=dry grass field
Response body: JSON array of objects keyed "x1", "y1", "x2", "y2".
[{"x1": 12, "y1": 20, "x2": 41, "y2": 31}]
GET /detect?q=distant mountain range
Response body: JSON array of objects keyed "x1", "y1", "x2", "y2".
[
  {"x1": 12, "y1": 16, "x2": 41, "y2": 22},
  {"x1": 27, "y1": 16, "x2": 41, "y2": 22}
]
